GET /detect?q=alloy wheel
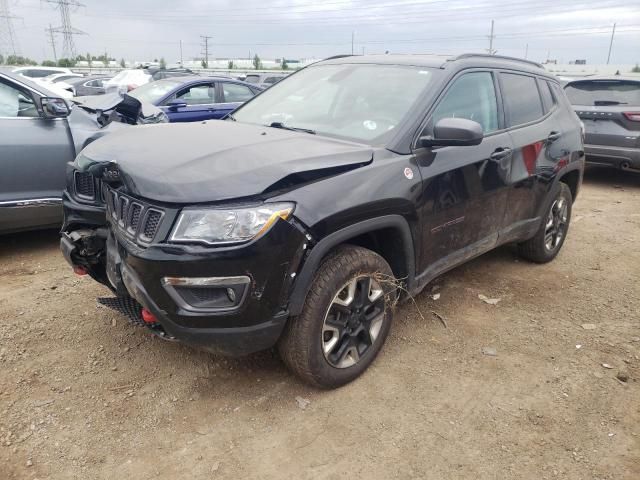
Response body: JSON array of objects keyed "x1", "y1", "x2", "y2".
[
  {"x1": 544, "y1": 197, "x2": 568, "y2": 251},
  {"x1": 321, "y1": 276, "x2": 386, "y2": 369}
]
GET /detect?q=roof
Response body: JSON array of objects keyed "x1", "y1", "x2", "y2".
[
  {"x1": 317, "y1": 53, "x2": 550, "y2": 76},
  {"x1": 154, "y1": 75, "x2": 258, "y2": 87},
  {"x1": 0, "y1": 70, "x2": 56, "y2": 96}
]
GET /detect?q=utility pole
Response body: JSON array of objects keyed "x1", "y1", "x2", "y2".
[
  {"x1": 0, "y1": 0, "x2": 20, "y2": 58},
  {"x1": 524, "y1": 43, "x2": 528, "y2": 60},
  {"x1": 200, "y1": 35, "x2": 212, "y2": 68},
  {"x1": 46, "y1": 24, "x2": 58, "y2": 62},
  {"x1": 487, "y1": 20, "x2": 496, "y2": 55},
  {"x1": 46, "y1": 0, "x2": 86, "y2": 60},
  {"x1": 351, "y1": 31, "x2": 355, "y2": 55},
  {"x1": 606, "y1": 22, "x2": 616, "y2": 64}
]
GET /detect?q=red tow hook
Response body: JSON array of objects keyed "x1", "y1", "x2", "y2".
[
  {"x1": 73, "y1": 265, "x2": 88, "y2": 276},
  {"x1": 141, "y1": 308, "x2": 158, "y2": 325}
]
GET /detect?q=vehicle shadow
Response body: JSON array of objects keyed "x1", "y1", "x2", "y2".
[
  {"x1": 0, "y1": 229, "x2": 60, "y2": 260},
  {"x1": 582, "y1": 165, "x2": 640, "y2": 189}
]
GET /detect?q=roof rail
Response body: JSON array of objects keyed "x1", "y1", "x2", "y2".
[
  {"x1": 450, "y1": 53, "x2": 543, "y2": 69},
  {"x1": 322, "y1": 54, "x2": 355, "y2": 61}
]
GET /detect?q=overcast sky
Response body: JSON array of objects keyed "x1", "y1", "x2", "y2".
[{"x1": 4, "y1": 0, "x2": 640, "y2": 64}]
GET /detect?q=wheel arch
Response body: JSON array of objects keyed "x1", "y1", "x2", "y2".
[{"x1": 287, "y1": 215, "x2": 416, "y2": 316}]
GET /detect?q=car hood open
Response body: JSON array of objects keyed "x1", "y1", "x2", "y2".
[{"x1": 77, "y1": 121, "x2": 374, "y2": 203}]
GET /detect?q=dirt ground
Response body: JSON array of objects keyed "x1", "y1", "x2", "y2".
[{"x1": 0, "y1": 167, "x2": 638, "y2": 480}]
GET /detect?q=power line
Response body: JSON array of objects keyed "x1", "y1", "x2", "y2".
[
  {"x1": 487, "y1": 20, "x2": 496, "y2": 55},
  {"x1": 606, "y1": 22, "x2": 616, "y2": 64},
  {"x1": 46, "y1": 0, "x2": 86, "y2": 59},
  {"x1": 0, "y1": 0, "x2": 20, "y2": 57},
  {"x1": 46, "y1": 23, "x2": 57, "y2": 61},
  {"x1": 200, "y1": 35, "x2": 212, "y2": 67}
]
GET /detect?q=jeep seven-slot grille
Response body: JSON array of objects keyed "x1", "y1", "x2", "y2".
[
  {"x1": 74, "y1": 171, "x2": 96, "y2": 199},
  {"x1": 105, "y1": 187, "x2": 165, "y2": 244}
]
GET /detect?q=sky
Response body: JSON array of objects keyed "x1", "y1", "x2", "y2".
[{"x1": 3, "y1": 0, "x2": 640, "y2": 65}]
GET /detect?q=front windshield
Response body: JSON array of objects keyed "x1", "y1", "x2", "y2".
[
  {"x1": 128, "y1": 79, "x2": 179, "y2": 104},
  {"x1": 233, "y1": 63, "x2": 435, "y2": 143}
]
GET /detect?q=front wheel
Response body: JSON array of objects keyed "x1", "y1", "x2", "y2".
[
  {"x1": 278, "y1": 245, "x2": 396, "y2": 389},
  {"x1": 518, "y1": 182, "x2": 573, "y2": 263}
]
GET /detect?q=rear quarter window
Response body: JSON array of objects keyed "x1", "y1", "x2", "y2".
[{"x1": 501, "y1": 73, "x2": 544, "y2": 127}]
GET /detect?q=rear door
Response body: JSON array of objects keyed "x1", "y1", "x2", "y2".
[
  {"x1": 215, "y1": 81, "x2": 259, "y2": 118},
  {"x1": 415, "y1": 70, "x2": 513, "y2": 275},
  {"x1": 0, "y1": 77, "x2": 73, "y2": 232},
  {"x1": 498, "y1": 72, "x2": 569, "y2": 237},
  {"x1": 565, "y1": 79, "x2": 640, "y2": 149}
]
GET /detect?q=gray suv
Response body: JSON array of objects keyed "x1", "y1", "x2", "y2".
[{"x1": 564, "y1": 77, "x2": 640, "y2": 172}]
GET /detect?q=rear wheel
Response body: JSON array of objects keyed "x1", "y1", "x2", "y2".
[
  {"x1": 518, "y1": 182, "x2": 572, "y2": 263},
  {"x1": 278, "y1": 245, "x2": 395, "y2": 388}
]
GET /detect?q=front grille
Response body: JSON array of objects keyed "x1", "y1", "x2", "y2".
[
  {"x1": 74, "y1": 171, "x2": 96, "y2": 200},
  {"x1": 105, "y1": 186, "x2": 165, "y2": 244}
]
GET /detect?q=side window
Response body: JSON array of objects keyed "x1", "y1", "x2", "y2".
[
  {"x1": 538, "y1": 79, "x2": 556, "y2": 113},
  {"x1": 431, "y1": 71, "x2": 499, "y2": 134},
  {"x1": 176, "y1": 84, "x2": 215, "y2": 105},
  {"x1": 501, "y1": 73, "x2": 544, "y2": 127},
  {"x1": 0, "y1": 81, "x2": 39, "y2": 118},
  {"x1": 222, "y1": 83, "x2": 255, "y2": 103}
]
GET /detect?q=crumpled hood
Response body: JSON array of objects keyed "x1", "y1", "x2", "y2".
[{"x1": 78, "y1": 121, "x2": 373, "y2": 203}]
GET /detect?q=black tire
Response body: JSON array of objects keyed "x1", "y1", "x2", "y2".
[
  {"x1": 518, "y1": 182, "x2": 573, "y2": 263},
  {"x1": 278, "y1": 245, "x2": 395, "y2": 389}
]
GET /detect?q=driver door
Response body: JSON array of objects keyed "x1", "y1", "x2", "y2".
[
  {"x1": 0, "y1": 77, "x2": 74, "y2": 233},
  {"x1": 415, "y1": 70, "x2": 513, "y2": 277}
]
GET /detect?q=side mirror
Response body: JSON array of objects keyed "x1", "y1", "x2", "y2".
[
  {"x1": 167, "y1": 99, "x2": 187, "y2": 111},
  {"x1": 40, "y1": 97, "x2": 71, "y2": 118},
  {"x1": 420, "y1": 118, "x2": 484, "y2": 148}
]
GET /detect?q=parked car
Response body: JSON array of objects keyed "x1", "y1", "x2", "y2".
[
  {"x1": 12, "y1": 66, "x2": 73, "y2": 78},
  {"x1": 564, "y1": 76, "x2": 640, "y2": 172},
  {"x1": 243, "y1": 72, "x2": 288, "y2": 89},
  {"x1": 43, "y1": 72, "x2": 85, "y2": 84},
  {"x1": 60, "y1": 54, "x2": 584, "y2": 388},
  {"x1": 147, "y1": 67, "x2": 196, "y2": 81},
  {"x1": 127, "y1": 76, "x2": 262, "y2": 122},
  {"x1": 66, "y1": 75, "x2": 113, "y2": 96},
  {"x1": 0, "y1": 70, "x2": 167, "y2": 235},
  {"x1": 103, "y1": 69, "x2": 152, "y2": 94}
]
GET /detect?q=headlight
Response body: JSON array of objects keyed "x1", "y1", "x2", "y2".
[{"x1": 169, "y1": 203, "x2": 294, "y2": 245}]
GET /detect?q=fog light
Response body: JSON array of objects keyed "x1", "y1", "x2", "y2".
[{"x1": 226, "y1": 288, "x2": 237, "y2": 303}]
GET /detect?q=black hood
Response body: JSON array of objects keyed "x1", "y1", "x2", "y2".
[{"x1": 77, "y1": 121, "x2": 374, "y2": 203}]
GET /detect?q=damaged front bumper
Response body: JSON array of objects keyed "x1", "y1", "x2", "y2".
[{"x1": 60, "y1": 190, "x2": 309, "y2": 356}]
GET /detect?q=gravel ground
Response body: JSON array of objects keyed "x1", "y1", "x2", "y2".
[{"x1": 1, "y1": 167, "x2": 638, "y2": 480}]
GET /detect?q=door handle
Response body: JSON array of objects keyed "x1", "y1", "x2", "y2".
[
  {"x1": 547, "y1": 131, "x2": 562, "y2": 142},
  {"x1": 489, "y1": 147, "x2": 512, "y2": 161}
]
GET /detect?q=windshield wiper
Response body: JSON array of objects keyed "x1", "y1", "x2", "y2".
[
  {"x1": 593, "y1": 100, "x2": 627, "y2": 106},
  {"x1": 267, "y1": 121, "x2": 316, "y2": 134}
]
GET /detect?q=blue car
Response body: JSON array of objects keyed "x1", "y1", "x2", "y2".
[{"x1": 127, "y1": 76, "x2": 263, "y2": 123}]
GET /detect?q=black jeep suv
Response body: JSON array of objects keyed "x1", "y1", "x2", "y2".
[{"x1": 61, "y1": 54, "x2": 584, "y2": 388}]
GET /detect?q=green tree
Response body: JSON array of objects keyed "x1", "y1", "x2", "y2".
[
  {"x1": 159, "y1": 57, "x2": 166, "y2": 69},
  {"x1": 7, "y1": 55, "x2": 37, "y2": 66},
  {"x1": 87, "y1": 52, "x2": 92, "y2": 68},
  {"x1": 228, "y1": 60, "x2": 234, "y2": 69},
  {"x1": 57, "y1": 58, "x2": 75, "y2": 68},
  {"x1": 120, "y1": 58, "x2": 126, "y2": 68},
  {"x1": 41, "y1": 60, "x2": 57, "y2": 67},
  {"x1": 0, "y1": 54, "x2": 4, "y2": 65},
  {"x1": 252, "y1": 53, "x2": 262, "y2": 70},
  {"x1": 632, "y1": 64, "x2": 640, "y2": 73},
  {"x1": 281, "y1": 59, "x2": 288, "y2": 70},
  {"x1": 201, "y1": 59, "x2": 208, "y2": 68}
]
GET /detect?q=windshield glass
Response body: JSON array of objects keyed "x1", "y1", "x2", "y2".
[
  {"x1": 128, "y1": 79, "x2": 179, "y2": 104},
  {"x1": 233, "y1": 63, "x2": 435, "y2": 143},
  {"x1": 565, "y1": 80, "x2": 640, "y2": 106}
]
